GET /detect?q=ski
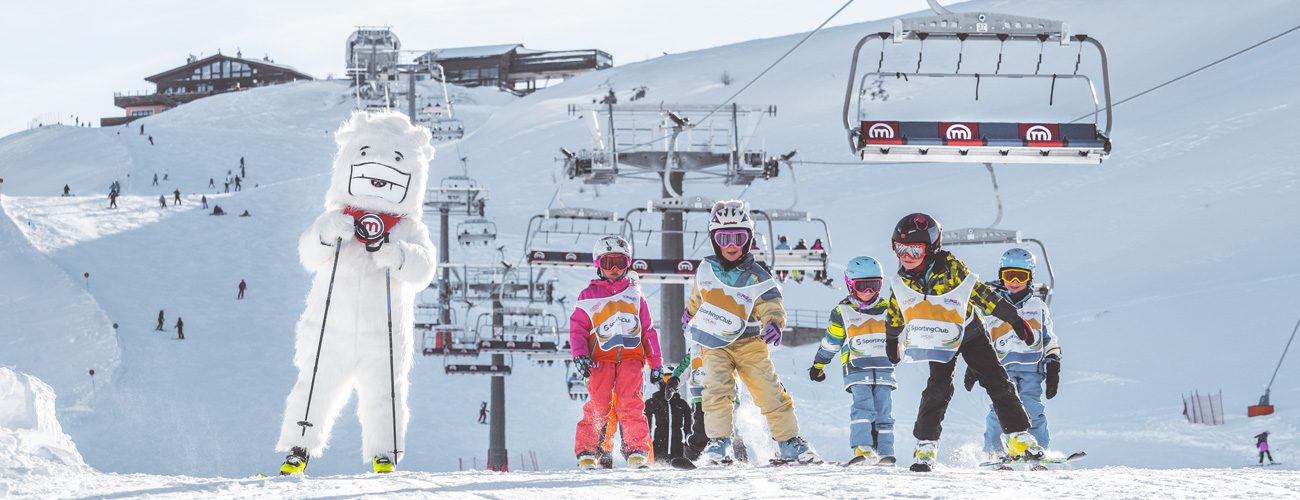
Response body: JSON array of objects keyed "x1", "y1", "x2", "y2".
[
  {"x1": 671, "y1": 456, "x2": 740, "y2": 470},
  {"x1": 843, "y1": 455, "x2": 896, "y2": 467},
  {"x1": 979, "y1": 451, "x2": 1087, "y2": 468},
  {"x1": 767, "y1": 458, "x2": 831, "y2": 467}
]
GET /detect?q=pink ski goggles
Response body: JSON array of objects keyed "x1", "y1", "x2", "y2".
[{"x1": 712, "y1": 230, "x2": 750, "y2": 249}]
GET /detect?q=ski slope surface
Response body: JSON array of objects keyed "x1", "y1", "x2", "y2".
[{"x1": 2, "y1": 0, "x2": 1300, "y2": 496}]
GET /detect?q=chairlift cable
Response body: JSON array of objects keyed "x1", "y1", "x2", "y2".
[{"x1": 1071, "y1": 22, "x2": 1300, "y2": 122}]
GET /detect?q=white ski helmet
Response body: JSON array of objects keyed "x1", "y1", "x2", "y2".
[
  {"x1": 707, "y1": 200, "x2": 754, "y2": 232},
  {"x1": 592, "y1": 235, "x2": 632, "y2": 263}
]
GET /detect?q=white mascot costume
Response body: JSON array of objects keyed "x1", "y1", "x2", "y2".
[{"x1": 276, "y1": 111, "x2": 437, "y2": 472}]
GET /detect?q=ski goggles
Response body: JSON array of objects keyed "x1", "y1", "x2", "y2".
[
  {"x1": 712, "y1": 229, "x2": 750, "y2": 249},
  {"x1": 892, "y1": 241, "x2": 926, "y2": 259},
  {"x1": 597, "y1": 253, "x2": 630, "y2": 271},
  {"x1": 846, "y1": 277, "x2": 884, "y2": 296},
  {"x1": 1000, "y1": 268, "x2": 1032, "y2": 284}
]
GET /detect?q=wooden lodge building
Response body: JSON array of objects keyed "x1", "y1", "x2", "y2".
[
  {"x1": 102, "y1": 53, "x2": 312, "y2": 126},
  {"x1": 416, "y1": 44, "x2": 612, "y2": 95}
]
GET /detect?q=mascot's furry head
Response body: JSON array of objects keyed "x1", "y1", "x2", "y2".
[{"x1": 324, "y1": 111, "x2": 435, "y2": 216}]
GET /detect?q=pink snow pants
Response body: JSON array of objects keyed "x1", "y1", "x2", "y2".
[{"x1": 574, "y1": 358, "x2": 650, "y2": 456}]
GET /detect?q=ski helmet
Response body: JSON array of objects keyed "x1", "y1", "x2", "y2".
[
  {"x1": 845, "y1": 256, "x2": 884, "y2": 280},
  {"x1": 1000, "y1": 248, "x2": 1036, "y2": 272},
  {"x1": 892, "y1": 213, "x2": 942, "y2": 249},
  {"x1": 592, "y1": 235, "x2": 632, "y2": 262},
  {"x1": 707, "y1": 200, "x2": 754, "y2": 232}
]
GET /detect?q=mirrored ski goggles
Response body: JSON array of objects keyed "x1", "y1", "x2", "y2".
[
  {"x1": 892, "y1": 241, "x2": 926, "y2": 259},
  {"x1": 846, "y1": 277, "x2": 884, "y2": 296},
  {"x1": 712, "y1": 229, "x2": 750, "y2": 249},
  {"x1": 598, "y1": 253, "x2": 630, "y2": 271},
  {"x1": 1000, "y1": 268, "x2": 1032, "y2": 284}
]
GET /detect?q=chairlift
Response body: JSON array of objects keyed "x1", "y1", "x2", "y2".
[
  {"x1": 750, "y1": 208, "x2": 834, "y2": 287},
  {"x1": 565, "y1": 361, "x2": 589, "y2": 400},
  {"x1": 445, "y1": 353, "x2": 513, "y2": 376},
  {"x1": 425, "y1": 175, "x2": 486, "y2": 214},
  {"x1": 457, "y1": 217, "x2": 498, "y2": 246},
  {"x1": 524, "y1": 207, "x2": 624, "y2": 270},
  {"x1": 559, "y1": 148, "x2": 617, "y2": 185},
  {"x1": 941, "y1": 226, "x2": 1056, "y2": 304},
  {"x1": 471, "y1": 311, "x2": 562, "y2": 354},
  {"x1": 842, "y1": 0, "x2": 1112, "y2": 164},
  {"x1": 420, "y1": 324, "x2": 480, "y2": 357}
]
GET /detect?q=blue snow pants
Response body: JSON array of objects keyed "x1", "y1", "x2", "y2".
[
  {"x1": 849, "y1": 383, "x2": 894, "y2": 456},
  {"x1": 984, "y1": 369, "x2": 1048, "y2": 453}
]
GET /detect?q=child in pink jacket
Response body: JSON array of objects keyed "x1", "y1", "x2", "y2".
[{"x1": 570, "y1": 236, "x2": 663, "y2": 468}]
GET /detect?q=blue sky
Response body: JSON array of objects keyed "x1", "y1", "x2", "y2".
[{"x1": 0, "y1": 0, "x2": 933, "y2": 137}]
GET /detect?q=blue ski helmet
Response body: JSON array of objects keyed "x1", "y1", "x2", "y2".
[
  {"x1": 845, "y1": 256, "x2": 884, "y2": 280},
  {"x1": 1000, "y1": 248, "x2": 1037, "y2": 272}
]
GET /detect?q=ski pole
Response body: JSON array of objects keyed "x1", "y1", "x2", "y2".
[
  {"x1": 298, "y1": 238, "x2": 343, "y2": 436},
  {"x1": 386, "y1": 268, "x2": 401, "y2": 462}
]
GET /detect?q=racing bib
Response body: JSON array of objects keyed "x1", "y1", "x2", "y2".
[
  {"x1": 891, "y1": 273, "x2": 978, "y2": 363},
  {"x1": 985, "y1": 296, "x2": 1047, "y2": 367},
  {"x1": 687, "y1": 264, "x2": 777, "y2": 348},
  {"x1": 574, "y1": 286, "x2": 642, "y2": 352}
]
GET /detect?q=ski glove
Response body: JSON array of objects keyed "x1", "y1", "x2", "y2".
[
  {"x1": 1045, "y1": 356, "x2": 1061, "y2": 400},
  {"x1": 886, "y1": 337, "x2": 901, "y2": 365},
  {"x1": 963, "y1": 366, "x2": 978, "y2": 392},
  {"x1": 808, "y1": 366, "x2": 826, "y2": 383},
  {"x1": 761, "y1": 322, "x2": 782, "y2": 346},
  {"x1": 1011, "y1": 317, "x2": 1036, "y2": 347},
  {"x1": 650, "y1": 367, "x2": 665, "y2": 385},
  {"x1": 574, "y1": 355, "x2": 594, "y2": 378},
  {"x1": 681, "y1": 310, "x2": 694, "y2": 330}
]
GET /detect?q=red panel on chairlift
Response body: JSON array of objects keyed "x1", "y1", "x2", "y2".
[
  {"x1": 940, "y1": 122, "x2": 984, "y2": 147},
  {"x1": 1020, "y1": 123, "x2": 1064, "y2": 147},
  {"x1": 1248, "y1": 405, "x2": 1275, "y2": 417},
  {"x1": 861, "y1": 121, "x2": 903, "y2": 145}
]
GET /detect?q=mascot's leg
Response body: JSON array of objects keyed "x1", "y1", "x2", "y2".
[
  {"x1": 356, "y1": 330, "x2": 413, "y2": 465},
  {"x1": 276, "y1": 321, "x2": 357, "y2": 458}
]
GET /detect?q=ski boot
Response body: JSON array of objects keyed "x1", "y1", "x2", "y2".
[
  {"x1": 775, "y1": 436, "x2": 821, "y2": 465},
  {"x1": 577, "y1": 452, "x2": 600, "y2": 470},
  {"x1": 372, "y1": 454, "x2": 395, "y2": 473},
  {"x1": 910, "y1": 440, "x2": 938, "y2": 472},
  {"x1": 1005, "y1": 431, "x2": 1046, "y2": 462},
  {"x1": 626, "y1": 450, "x2": 651, "y2": 469},
  {"x1": 702, "y1": 437, "x2": 734, "y2": 465},
  {"x1": 279, "y1": 446, "x2": 309, "y2": 475},
  {"x1": 846, "y1": 446, "x2": 890, "y2": 466}
]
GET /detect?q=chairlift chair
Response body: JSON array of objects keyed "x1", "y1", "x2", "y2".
[
  {"x1": 941, "y1": 227, "x2": 1056, "y2": 304},
  {"x1": 445, "y1": 353, "x2": 513, "y2": 376},
  {"x1": 842, "y1": 0, "x2": 1113, "y2": 164},
  {"x1": 750, "y1": 208, "x2": 834, "y2": 287},
  {"x1": 457, "y1": 217, "x2": 498, "y2": 246}
]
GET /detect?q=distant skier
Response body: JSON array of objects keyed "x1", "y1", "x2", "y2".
[
  {"x1": 158, "y1": 195, "x2": 167, "y2": 209},
  {"x1": 969, "y1": 248, "x2": 1060, "y2": 461},
  {"x1": 235, "y1": 176, "x2": 242, "y2": 191},
  {"x1": 478, "y1": 402, "x2": 488, "y2": 424},
  {"x1": 224, "y1": 181, "x2": 230, "y2": 193},
  {"x1": 139, "y1": 124, "x2": 144, "y2": 135},
  {"x1": 883, "y1": 213, "x2": 1042, "y2": 472},
  {"x1": 684, "y1": 200, "x2": 818, "y2": 465},
  {"x1": 240, "y1": 209, "x2": 251, "y2": 217},
  {"x1": 173, "y1": 189, "x2": 182, "y2": 205},
  {"x1": 108, "y1": 191, "x2": 118, "y2": 209},
  {"x1": 1257, "y1": 431, "x2": 1276, "y2": 464},
  {"x1": 63, "y1": 184, "x2": 71, "y2": 196},
  {"x1": 201, "y1": 195, "x2": 208, "y2": 209},
  {"x1": 240, "y1": 156, "x2": 246, "y2": 178},
  {"x1": 148, "y1": 135, "x2": 154, "y2": 146},
  {"x1": 276, "y1": 111, "x2": 437, "y2": 475},
  {"x1": 774, "y1": 236, "x2": 791, "y2": 282},
  {"x1": 811, "y1": 239, "x2": 828, "y2": 283},
  {"x1": 238, "y1": 279, "x2": 247, "y2": 300},
  {"x1": 810, "y1": 256, "x2": 897, "y2": 466},
  {"x1": 174, "y1": 317, "x2": 184, "y2": 340},
  {"x1": 156, "y1": 310, "x2": 165, "y2": 331},
  {"x1": 209, "y1": 178, "x2": 216, "y2": 189},
  {"x1": 570, "y1": 235, "x2": 663, "y2": 469},
  {"x1": 152, "y1": 173, "x2": 159, "y2": 186}
]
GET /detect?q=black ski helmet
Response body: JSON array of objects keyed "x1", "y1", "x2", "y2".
[{"x1": 892, "y1": 213, "x2": 942, "y2": 249}]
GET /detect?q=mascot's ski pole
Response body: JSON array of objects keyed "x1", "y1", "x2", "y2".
[
  {"x1": 385, "y1": 268, "x2": 401, "y2": 462},
  {"x1": 298, "y1": 238, "x2": 343, "y2": 436}
]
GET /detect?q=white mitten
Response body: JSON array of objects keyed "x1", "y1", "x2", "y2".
[{"x1": 372, "y1": 240, "x2": 406, "y2": 270}]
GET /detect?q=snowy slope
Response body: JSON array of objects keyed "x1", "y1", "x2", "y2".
[
  {"x1": 0, "y1": 367, "x2": 89, "y2": 486},
  {"x1": 1, "y1": 0, "x2": 1299, "y2": 490}
]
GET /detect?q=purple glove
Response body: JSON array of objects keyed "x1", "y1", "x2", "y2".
[
  {"x1": 761, "y1": 322, "x2": 782, "y2": 346},
  {"x1": 681, "y1": 310, "x2": 694, "y2": 330}
]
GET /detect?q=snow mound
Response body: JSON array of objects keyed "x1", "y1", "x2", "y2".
[{"x1": 0, "y1": 367, "x2": 89, "y2": 480}]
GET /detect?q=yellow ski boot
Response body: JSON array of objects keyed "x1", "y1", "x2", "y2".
[
  {"x1": 1005, "y1": 431, "x2": 1046, "y2": 461},
  {"x1": 372, "y1": 455, "x2": 395, "y2": 473},
  {"x1": 626, "y1": 451, "x2": 650, "y2": 469},
  {"x1": 577, "y1": 453, "x2": 600, "y2": 470},
  {"x1": 279, "y1": 447, "x2": 309, "y2": 475}
]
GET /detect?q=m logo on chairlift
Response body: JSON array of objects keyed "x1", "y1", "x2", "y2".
[
  {"x1": 565, "y1": 252, "x2": 578, "y2": 262},
  {"x1": 868, "y1": 122, "x2": 895, "y2": 139},
  {"x1": 677, "y1": 260, "x2": 695, "y2": 272},
  {"x1": 531, "y1": 251, "x2": 545, "y2": 260},
  {"x1": 632, "y1": 260, "x2": 650, "y2": 271},
  {"x1": 945, "y1": 124, "x2": 972, "y2": 140},
  {"x1": 1025, "y1": 125, "x2": 1054, "y2": 141},
  {"x1": 940, "y1": 122, "x2": 982, "y2": 146},
  {"x1": 1019, "y1": 124, "x2": 1063, "y2": 146}
]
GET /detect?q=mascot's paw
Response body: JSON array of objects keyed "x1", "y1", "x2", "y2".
[
  {"x1": 372, "y1": 241, "x2": 406, "y2": 270},
  {"x1": 319, "y1": 212, "x2": 355, "y2": 244}
]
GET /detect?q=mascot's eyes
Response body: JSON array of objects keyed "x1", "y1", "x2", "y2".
[{"x1": 371, "y1": 179, "x2": 389, "y2": 188}]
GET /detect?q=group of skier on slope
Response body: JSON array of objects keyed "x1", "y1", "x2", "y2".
[
  {"x1": 266, "y1": 111, "x2": 1062, "y2": 475},
  {"x1": 566, "y1": 202, "x2": 1062, "y2": 472}
]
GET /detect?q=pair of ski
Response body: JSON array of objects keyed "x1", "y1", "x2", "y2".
[
  {"x1": 669, "y1": 456, "x2": 895, "y2": 470},
  {"x1": 978, "y1": 451, "x2": 1088, "y2": 471}
]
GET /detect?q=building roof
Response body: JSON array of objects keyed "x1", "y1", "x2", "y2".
[
  {"x1": 144, "y1": 53, "x2": 313, "y2": 83},
  {"x1": 420, "y1": 44, "x2": 523, "y2": 61}
]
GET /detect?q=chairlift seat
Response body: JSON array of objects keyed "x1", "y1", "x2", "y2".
[
  {"x1": 859, "y1": 120, "x2": 1109, "y2": 164},
  {"x1": 446, "y1": 363, "x2": 512, "y2": 375},
  {"x1": 753, "y1": 249, "x2": 828, "y2": 272}
]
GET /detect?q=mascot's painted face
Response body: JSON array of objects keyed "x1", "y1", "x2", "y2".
[{"x1": 325, "y1": 111, "x2": 435, "y2": 216}]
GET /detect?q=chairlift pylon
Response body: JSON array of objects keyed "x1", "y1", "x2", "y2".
[{"x1": 842, "y1": 1, "x2": 1113, "y2": 164}]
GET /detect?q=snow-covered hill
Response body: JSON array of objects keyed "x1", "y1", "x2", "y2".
[{"x1": 2, "y1": 0, "x2": 1300, "y2": 493}]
